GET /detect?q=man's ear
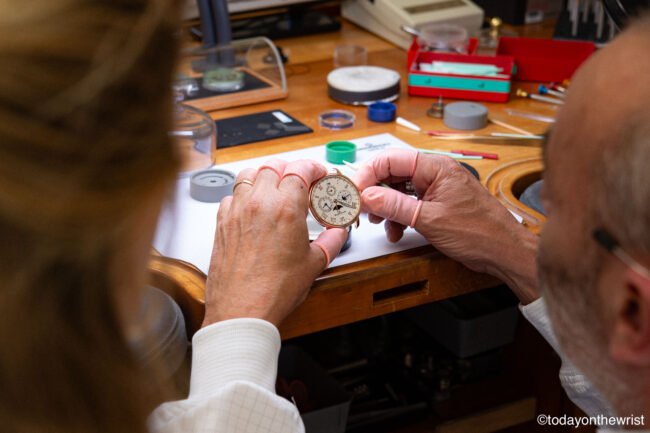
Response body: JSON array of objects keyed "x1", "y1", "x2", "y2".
[{"x1": 610, "y1": 268, "x2": 650, "y2": 366}]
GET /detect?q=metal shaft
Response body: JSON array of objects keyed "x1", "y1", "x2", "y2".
[{"x1": 530, "y1": 94, "x2": 564, "y2": 105}]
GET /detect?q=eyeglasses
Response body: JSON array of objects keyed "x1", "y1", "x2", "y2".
[{"x1": 593, "y1": 228, "x2": 650, "y2": 278}]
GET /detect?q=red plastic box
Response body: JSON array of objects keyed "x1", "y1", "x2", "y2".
[
  {"x1": 496, "y1": 37, "x2": 596, "y2": 82},
  {"x1": 407, "y1": 38, "x2": 516, "y2": 103}
]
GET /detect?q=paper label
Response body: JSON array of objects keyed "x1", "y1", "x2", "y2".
[{"x1": 272, "y1": 111, "x2": 292, "y2": 123}]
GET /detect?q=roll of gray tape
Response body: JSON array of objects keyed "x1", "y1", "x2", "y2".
[
  {"x1": 443, "y1": 102, "x2": 488, "y2": 130},
  {"x1": 190, "y1": 169, "x2": 236, "y2": 203}
]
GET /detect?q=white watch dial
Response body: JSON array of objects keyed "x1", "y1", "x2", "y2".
[{"x1": 309, "y1": 174, "x2": 361, "y2": 228}]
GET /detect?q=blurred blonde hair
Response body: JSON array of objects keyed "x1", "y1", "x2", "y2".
[{"x1": 0, "y1": 0, "x2": 181, "y2": 431}]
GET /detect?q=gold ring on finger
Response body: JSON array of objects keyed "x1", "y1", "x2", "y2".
[{"x1": 233, "y1": 179, "x2": 254, "y2": 192}]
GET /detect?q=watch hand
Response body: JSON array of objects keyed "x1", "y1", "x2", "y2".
[{"x1": 334, "y1": 199, "x2": 355, "y2": 209}]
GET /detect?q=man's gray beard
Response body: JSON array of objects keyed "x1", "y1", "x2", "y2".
[{"x1": 538, "y1": 242, "x2": 633, "y2": 414}]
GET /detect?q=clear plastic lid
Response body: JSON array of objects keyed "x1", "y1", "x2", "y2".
[
  {"x1": 417, "y1": 23, "x2": 469, "y2": 54},
  {"x1": 170, "y1": 94, "x2": 217, "y2": 175}
]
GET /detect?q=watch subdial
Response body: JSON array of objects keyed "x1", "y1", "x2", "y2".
[
  {"x1": 337, "y1": 190, "x2": 352, "y2": 204},
  {"x1": 317, "y1": 197, "x2": 334, "y2": 213},
  {"x1": 326, "y1": 185, "x2": 337, "y2": 196}
]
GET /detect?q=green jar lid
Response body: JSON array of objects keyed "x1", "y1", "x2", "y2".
[{"x1": 326, "y1": 141, "x2": 357, "y2": 165}]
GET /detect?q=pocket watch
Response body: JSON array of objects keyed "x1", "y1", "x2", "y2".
[{"x1": 309, "y1": 169, "x2": 361, "y2": 229}]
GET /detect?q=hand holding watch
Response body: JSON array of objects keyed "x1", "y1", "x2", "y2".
[{"x1": 203, "y1": 159, "x2": 352, "y2": 327}]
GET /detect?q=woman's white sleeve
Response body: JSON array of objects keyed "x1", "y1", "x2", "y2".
[{"x1": 148, "y1": 318, "x2": 304, "y2": 433}]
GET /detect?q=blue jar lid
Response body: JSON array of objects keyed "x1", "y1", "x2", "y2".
[{"x1": 367, "y1": 102, "x2": 397, "y2": 123}]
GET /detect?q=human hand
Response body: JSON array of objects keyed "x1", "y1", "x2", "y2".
[
  {"x1": 353, "y1": 149, "x2": 539, "y2": 303},
  {"x1": 203, "y1": 159, "x2": 348, "y2": 327}
]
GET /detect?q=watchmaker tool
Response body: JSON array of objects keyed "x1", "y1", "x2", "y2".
[
  {"x1": 516, "y1": 89, "x2": 564, "y2": 105},
  {"x1": 427, "y1": 132, "x2": 544, "y2": 141},
  {"x1": 396, "y1": 117, "x2": 422, "y2": 132},
  {"x1": 426, "y1": 96, "x2": 445, "y2": 119},
  {"x1": 189, "y1": 169, "x2": 236, "y2": 202},
  {"x1": 538, "y1": 85, "x2": 566, "y2": 99},
  {"x1": 488, "y1": 118, "x2": 536, "y2": 136},
  {"x1": 504, "y1": 109, "x2": 555, "y2": 124},
  {"x1": 443, "y1": 102, "x2": 488, "y2": 130}
]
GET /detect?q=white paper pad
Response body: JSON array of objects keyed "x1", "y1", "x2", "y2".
[{"x1": 153, "y1": 133, "x2": 430, "y2": 274}]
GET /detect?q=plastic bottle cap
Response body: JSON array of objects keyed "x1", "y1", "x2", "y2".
[
  {"x1": 367, "y1": 102, "x2": 397, "y2": 123},
  {"x1": 325, "y1": 141, "x2": 357, "y2": 165}
]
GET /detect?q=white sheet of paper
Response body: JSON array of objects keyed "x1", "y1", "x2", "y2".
[{"x1": 153, "y1": 133, "x2": 430, "y2": 274}]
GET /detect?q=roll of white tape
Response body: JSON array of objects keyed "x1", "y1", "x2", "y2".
[{"x1": 327, "y1": 66, "x2": 401, "y2": 105}]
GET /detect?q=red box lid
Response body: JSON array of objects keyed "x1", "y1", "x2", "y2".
[{"x1": 496, "y1": 37, "x2": 596, "y2": 82}]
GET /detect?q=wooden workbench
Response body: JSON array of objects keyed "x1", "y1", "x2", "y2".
[{"x1": 154, "y1": 20, "x2": 556, "y2": 340}]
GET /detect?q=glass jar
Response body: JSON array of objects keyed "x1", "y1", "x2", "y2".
[{"x1": 170, "y1": 95, "x2": 216, "y2": 175}]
